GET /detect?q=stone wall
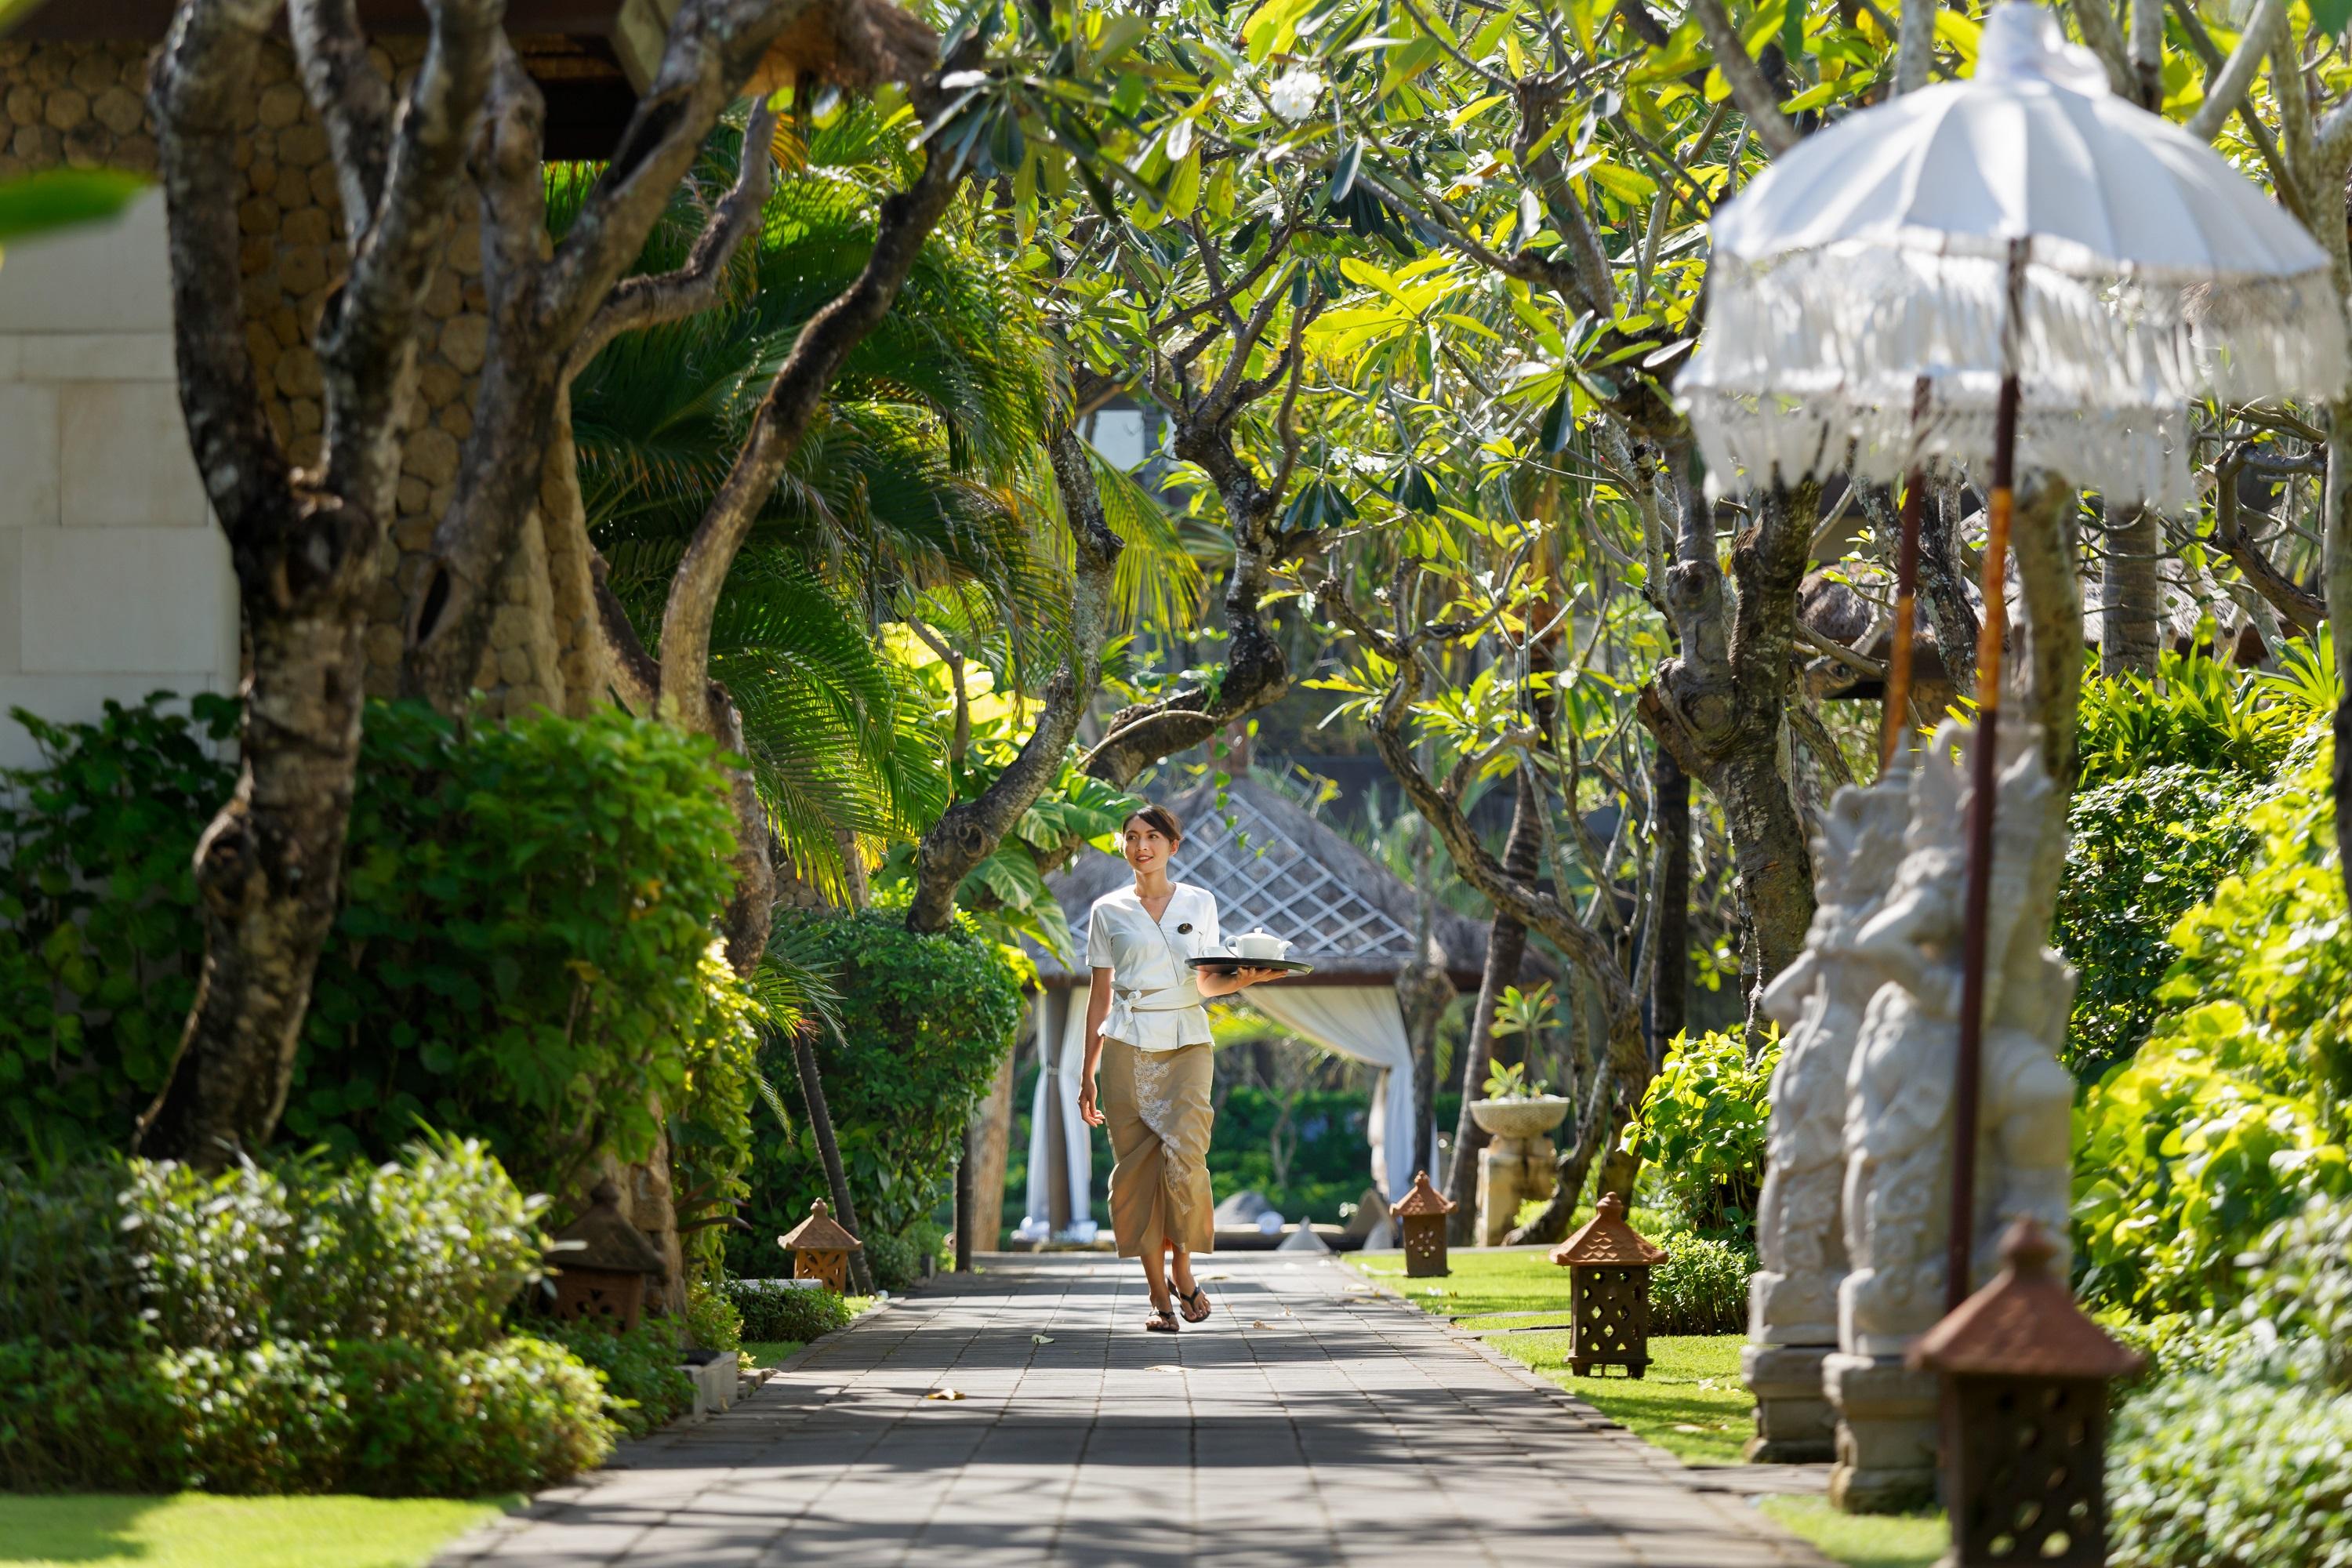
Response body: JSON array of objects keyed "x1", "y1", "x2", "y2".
[{"x1": 0, "y1": 37, "x2": 604, "y2": 741}]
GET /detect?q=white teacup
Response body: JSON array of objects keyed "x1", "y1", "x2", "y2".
[{"x1": 1231, "y1": 930, "x2": 1292, "y2": 961}]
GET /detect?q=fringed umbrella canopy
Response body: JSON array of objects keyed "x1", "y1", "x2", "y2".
[{"x1": 1679, "y1": 2, "x2": 2345, "y2": 507}]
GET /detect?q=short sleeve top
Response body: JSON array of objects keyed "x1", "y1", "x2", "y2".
[{"x1": 1085, "y1": 882, "x2": 1221, "y2": 1051}]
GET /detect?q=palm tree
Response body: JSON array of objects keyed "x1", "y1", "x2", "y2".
[{"x1": 561, "y1": 107, "x2": 1068, "y2": 901}]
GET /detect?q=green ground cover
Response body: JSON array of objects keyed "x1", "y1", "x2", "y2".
[
  {"x1": 1347, "y1": 1247, "x2": 1744, "y2": 1462},
  {"x1": 742, "y1": 1340, "x2": 805, "y2": 1366},
  {"x1": 0, "y1": 1494, "x2": 513, "y2": 1568},
  {"x1": 1756, "y1": 1497, "x2": 1944, "y2": 1568}
]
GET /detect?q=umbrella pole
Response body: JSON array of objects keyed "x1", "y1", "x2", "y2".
[
  {"x1": 1878, "y1": 376, "x2": 1934, "y2": 771},
  {"x1": 1948, "y1": 240, "x2": 2027, "y2": 1313}
]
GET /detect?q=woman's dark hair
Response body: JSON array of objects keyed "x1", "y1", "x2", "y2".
[{"x1": 1123, "y1": 804, "x2": 1184, "y2": 844}]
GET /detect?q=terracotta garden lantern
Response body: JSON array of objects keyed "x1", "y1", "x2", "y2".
[
  {"x1": 547, "y1": 1178, "x2": 667, "y2": 1332},
  {"x1": 779, "y1": 1199, "x2": 862, "y2": 1293},
  {"x1": 1909, "y1": 1220, "x2": 2145, "y2": 1568},
  {"x1": 1550, "y1": 1193, "x2": 1668, "y2": 1379},
  {"x1": 1390, "y1": 1171, "x2": 1455, "y2": 1278}
]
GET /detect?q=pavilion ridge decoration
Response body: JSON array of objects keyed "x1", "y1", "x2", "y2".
[{"x1": 1551, "y1": 1194, "x2": 1668, "y2": 1379}]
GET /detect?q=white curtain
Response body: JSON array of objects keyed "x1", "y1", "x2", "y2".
[
  {"x1": 1016, "y1": 989, "x2": 1098, "y2": 1242},
  {"x1": 1243, "y1": 985, "x2": 1421, "y2": 1207}
]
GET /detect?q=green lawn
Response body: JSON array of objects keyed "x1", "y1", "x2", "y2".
[
  {"x1": 0, "y1": 1494, "x2": 514, "y2": 1568},
  {"x1": 742, "y1": 1339, "x2": 805, "y2": 1366},
  {"x1": 1757, "y1": 1497, "x2": 1946, "y2": 1568},
  {"x1": 1348, "y1": 1247, "x2": 1752, "y2": 1462},
  {"x1": 1346, "y1": 1250, "x2": 1954, "y2": 1567}
]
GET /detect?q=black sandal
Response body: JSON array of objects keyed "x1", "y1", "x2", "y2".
[
  {"x1": 1176, "y1": 1284, "x2": 1211, "y2": 1324},
  {"x1": 1144, "y1": 1305, "x2": 1180, "y2": 1333}
]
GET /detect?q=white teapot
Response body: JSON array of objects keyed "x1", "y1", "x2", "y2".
[{"x1": 1229, "y1": 929, "x2": 1294, "y2": 962}]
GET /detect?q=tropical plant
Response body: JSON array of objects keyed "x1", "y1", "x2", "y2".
[
  {"x1": 2075, "y1": 648, "x2": 2301, "y2": 788},
  {"x1": 728, "y1": 908, "x2": 1023, "y2": 1272},
  {"x1": 2074, "y1": 727, "x2": 2351, "y2": 1314},
  {"x1": 2054, "y1": 764, "x2": 2253, "y2": 1080},
  {"x1": 1629, "y1": 1028, "x2": 1778, "y2": 1240}
]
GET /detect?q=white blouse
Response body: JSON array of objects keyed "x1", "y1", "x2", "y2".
[{"x1": 1085, "y1": 882, "x2": 1222, "y2": 1051}]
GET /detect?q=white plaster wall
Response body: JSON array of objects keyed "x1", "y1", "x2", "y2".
[{"x1": 0, "y1": 188, "x2": 237, "y2": 771}]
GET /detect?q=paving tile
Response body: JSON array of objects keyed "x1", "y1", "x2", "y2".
[{"x1": 434, "y1": 1254, "x2": 1835, "y2": 1568}]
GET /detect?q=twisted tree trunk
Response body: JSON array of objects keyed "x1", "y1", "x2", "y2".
[
  {"x1": 1441, "y1": 765, "x2": 1541, "y2": 1242},
  {"x1": 138, "y1": 0, "x2": 500, "y2": 1163}
]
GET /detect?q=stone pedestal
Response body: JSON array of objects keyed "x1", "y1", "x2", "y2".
[
  {"x1": 1824, "y1": 1352, "x2": 1940, "y2": 1513},
  {"x1": 1475, "y1": 1135, "x2": 1555, "y2": 1246},
  {"x1": 1740, "y1": 1343, "x2": 1837, "y2": 1463}
]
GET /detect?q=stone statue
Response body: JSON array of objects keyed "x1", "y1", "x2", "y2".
[
  {"x1": 1822, "y1": 714, "x2": 2075, "y2": 1512},
  {"x1": 1740, "y1": 763, "x2": 1912, "y2": 1461}
]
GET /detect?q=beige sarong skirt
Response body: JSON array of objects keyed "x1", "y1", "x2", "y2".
[{"x1": 1098, "y1": 1038, "x2": 1215, "y2": 1258}]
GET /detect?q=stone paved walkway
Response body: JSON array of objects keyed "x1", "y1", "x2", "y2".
[{"x1": 441, "y1": 1253, "x2": 1832, "y2": 1567}]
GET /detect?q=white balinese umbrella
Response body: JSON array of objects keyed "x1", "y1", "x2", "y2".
[
  {"x1": 1682, "y1": 2, "x2": 2344, "y2": 511},
  {"x1": 1678, "y1": 2, "x2": 2347, "y2": 1319}
]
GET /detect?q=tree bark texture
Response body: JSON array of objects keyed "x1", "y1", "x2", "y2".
[
  {"x1": 1643, "y1": 745, "x2": 1690, "y2": 1067},
  {"x1": 1396, "y1": 954, "x2": 1454, "y2": 1189},
  {"x1": 2011, "y1": 474, "x2": 2085, "y2": 789},
  {"x1": 908, "y1": 426, "x2": 1123, "y2": 931},
  {"x1": 1441, "y1": 764, "x2": 1541, "y2": 1241},
  {"x1": 1920, "y1": 481, "x2": 1982, "y2": 701},
  {"x1": 793, "y1": 1022, "x2": 875, "y2": 1295},
  {"x1": 1642, "y1": 462, "x2": 1821, "y2": 1029},
  {"x1": 2100, "y1": 504, "x2": 2163, "y2": 678},
  {"x1": 968, "y1": 1043, "x2": 1017, "y2": 1254},
  {"x1": 1312, "y1": 570, "x2": 1642, "y2": 1247},
  {"x1": 139, "y1": 0, "x2": 500, "y2": 1163}
]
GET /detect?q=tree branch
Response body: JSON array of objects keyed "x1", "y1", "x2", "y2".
[
  {"x1": 288, "y1": 0, "x2": 393, "y2": 224},
  {"x1": 2185, "y1": 0, "x2": 2281, "y2": 143},
  {"x1": 1690, "y1": 0, "x2": 1799, "y2": 154},
  {"x1": 567, "y1": 93, "x2": 782, "y2": 379},
  {"x1": 659, "y1": 114, "x2": 967, "y2": 731}
]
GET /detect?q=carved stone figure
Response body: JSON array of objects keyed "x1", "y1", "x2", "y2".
[
  {"x1": 1740, "y1": 764, "x2": 1913, "y2": 1461},
  {"x1": 1823, "y1": 714, "x2": 2076, "y2": 1512}
]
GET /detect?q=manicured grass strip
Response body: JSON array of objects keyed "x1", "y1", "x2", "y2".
[
  {"x1": 1345, "y1": 1250, "x2": 1754, "y2": 1464},
  {"x1": 1501, "y1": 1330, "x2": 1755, "y2": 1465},
  {"x1": 742, "y1": 1339, "x2": 806, "y2": 1366},
  {"x1": 1756, "y1": 1496, "x2": 1946, "y2": 1568},
  {"x1": 0, "y1": 1493, "x2": 514, "y2": 1568}
]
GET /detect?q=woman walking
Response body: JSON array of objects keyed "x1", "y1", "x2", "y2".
[{"x1": 1078, "y1": 804, "x2": 1279, "y2": 1334}]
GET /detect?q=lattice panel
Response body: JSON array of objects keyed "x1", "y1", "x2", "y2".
[
  {"x1": 1185, "y1": 793, "x2": 1415, "y2": 959},
  {"x1": 1955, "y1": 1378, "x2": 2110, "y2": 1566},
  {"x1": 1570, "y1": 1268, "x2": 1651, "y2": 1377}
]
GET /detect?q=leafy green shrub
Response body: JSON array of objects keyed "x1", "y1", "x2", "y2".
[
  {"x1": 724, "y1": 1278, "x2": 853, "y2": 1343},
  {"x1": 332, "y1": 1336, "x2": 612, "y2": 1495},
  {"x1": 2075, "y1": 648, "x2": 2300, "y2": 789},
  {"x1": 540, "y1": 1319, "x2": 695, "y2": 1439},
  {"x1": 0, "y1": 1334, "x2": 610, "y2": 1495},
  {"x1": 0, "y1": 694, "x2": 238, "y2": 1155},
  {"x1": 2241, "y1": 1194, "x2": 2352, "y2": 1391},
  {"x1": 2074, "y1": 726, "x2": 2351, "y2": 1315},
  {"x1": 731, "y1": 909, "x2": 1021, "y2": 1270},
  {"x1": 1629, "y1": 1028, "x2": 1776, "y2": 1240},
  {"x1": 2110, "y1": 1374, "x2": 2352, "y2": 1568},
  {"x1": 292, "y1": 702, "x2": 749, "y2": 1193},
  {"x1": 684, "y1": 1278, "x2": 743, "y2": 1352},
  {"x1": 1649, "y1": 1230, "x2": 1755, "y2": 1335},
  {"x1": 0, "y1": 695, "x2": 756, "y2": 1196},
  {"x1": 2054, "y1": 765, "x2": 2252, "y2": 1080},
  {"x1": 0, "y1": 1138, "x2": 546, "y2": 1352}
]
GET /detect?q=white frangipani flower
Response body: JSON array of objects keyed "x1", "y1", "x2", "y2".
[{"x1": 1267, "y1": 67, "x2": 1323, "y2": 122}]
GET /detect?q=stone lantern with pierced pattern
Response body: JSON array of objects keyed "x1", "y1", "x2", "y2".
[
  {"x1": 1909, "y1": 1219, "x2": 2145, "y2": 1567},
  {"x1": 779, "y1": 1199, "x2": 862, "y2": 1293},
  {"x1": 1389, "y1": 1171, "x2": 1455, "y2": 1277},
  {"x1": 548, "y1": 1178, "x2": 667, "y2": 1332},
  {"x1": 1551, "y1": 1193, "x2": 1668, "y2": 1378}
]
